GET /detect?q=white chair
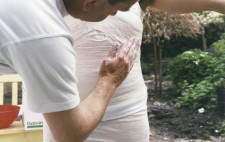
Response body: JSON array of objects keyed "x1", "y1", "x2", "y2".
[{"x1": 0, "y1": 74, "x2": 22, "y2": 105}]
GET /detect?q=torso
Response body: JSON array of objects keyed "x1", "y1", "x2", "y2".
[{"x1": 65, "y1": 2, "x2": 148, "y2": 120}]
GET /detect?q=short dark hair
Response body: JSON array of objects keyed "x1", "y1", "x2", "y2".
[
  {"x1": 108, "y1": 0, "x2": 120, "y2": 4},
  {"x1": 108, "y1": 0, "x2": 131, "y2": 5}
]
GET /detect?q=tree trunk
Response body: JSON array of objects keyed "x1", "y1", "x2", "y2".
[
  {"x1": 202, "y1": 32, "x2": 207, "y2": 51},
  {"x1": 153, "y1": 40, "x2": 158, "y2": 92},
  {"x1": 159, "y1": 46, "x2": 162, "y2": 94}
]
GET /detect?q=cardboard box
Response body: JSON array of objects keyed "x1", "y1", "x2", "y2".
[{"x1": 22, "y1": 85, "x2": 44, "y2": 130}]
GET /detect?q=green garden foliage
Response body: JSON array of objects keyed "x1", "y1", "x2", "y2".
[
  {"x1": 205, "y1": 16, "x2": 225, "y2": 46},
  {"x1": 169, "y1": 34, "x2": 225, "y2": 109},
  {"x1": 168, "y1": 49, "x2": 215, "y2": 96},
  {"x1": 210, "y1": 119, "x2": 225, "y2": 137}
]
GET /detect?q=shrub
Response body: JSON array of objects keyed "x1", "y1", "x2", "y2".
[
  {"x1": 174, "y1": 33, "x2": 225, "y2": 109},
  {"x1": 168, "y1": 49, "x2": 215, "y2": 96}
]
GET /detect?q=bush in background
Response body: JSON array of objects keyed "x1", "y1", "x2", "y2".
[
  {"x1": 170, "y1": 34, "x2": 225, "y2": 109},
  {"x1": 168, "y1": 49, "x2": 215, "y2": 96}
]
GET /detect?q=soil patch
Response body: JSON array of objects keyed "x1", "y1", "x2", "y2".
[{"x1": 147, "y1": 88, "x2": 225, "y2": 142}]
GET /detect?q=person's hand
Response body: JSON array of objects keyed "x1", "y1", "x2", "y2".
[{"x1": 99, "y1": 37, "x2": 140, "y2": 87}]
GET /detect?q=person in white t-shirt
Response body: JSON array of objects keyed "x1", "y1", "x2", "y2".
[
  {"x1": 63, "y1": 3, "x2": 148, "y2": 142},
  {"x1": 1, "y1": 0, "x2": 224, "y2": 142},
  {"x1": 62, "y1": 0, "x2": 224, "y2": 142},
  {"x1": 0, "y1": 0, "x2": 141, "y2": 142}
]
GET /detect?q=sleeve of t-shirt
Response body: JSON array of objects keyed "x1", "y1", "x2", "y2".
[{"x1": 4, "y1": 36, "x2": 80, "y2": 113}]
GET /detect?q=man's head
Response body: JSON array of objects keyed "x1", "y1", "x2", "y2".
[{"x1": 63, "y1": 0, "x2": 137, "y2": 22}]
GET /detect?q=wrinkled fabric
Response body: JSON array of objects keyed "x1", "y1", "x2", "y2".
[
  {"x1": 65, "y1": 2, "x2": 147, "y2": 121},
  {"x1": 86, "y1": 109, "x2": 150, "y2": 142}
]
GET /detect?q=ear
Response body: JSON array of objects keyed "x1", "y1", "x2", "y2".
[{"x1": 83, "y1": 0, "x2": 97, "y2": 11}]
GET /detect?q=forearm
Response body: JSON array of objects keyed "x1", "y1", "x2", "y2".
[
  {"x1": 210, "y1": 0, "x2": 225, "y2": 14},
  {"x1": 142, "y1": 0, "x2": 225, "y2": 14},
  {"x1": 44, "y1": 79, "x2": 116, "y2": 142},
  {"x1": 75, "y1": 78, "x2": 116, "y2": 139}
]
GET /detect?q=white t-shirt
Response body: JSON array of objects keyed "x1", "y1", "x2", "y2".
[
  {"x1": 65, "y1": 2, "x2": 148, "y2": 121},
  {"x1": 43, "y1": 2, "x2": 147, "y2": 142},
  {"x1": 0, "y1": 0, "x2": 80, "y2": 113}
]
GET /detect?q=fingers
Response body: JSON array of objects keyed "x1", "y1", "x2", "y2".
[
  {"x1": 126, "y1": 38, "x2": 140, "y2": 60},
  {"x1": 103, "y1": 37, "x2": 140, "y2": 70},
  {"x1": 117, "y1": 37, "x2": 140, "y2": 58},
  {"x1": 127, "y1": 38, "x2": 140, "y2": 71},
  {"x1": 107, "y1": 44, "x2": 119, "y2": 58},
  {"x1": 117, "y1": 37, "x2": 140, "y2": 71},
  {"x1": 103, "y1": 44, "x2": 120, "y2": 65},
  {"x1": 99, "y1": 37, "x2": 140, "y2": 87}
]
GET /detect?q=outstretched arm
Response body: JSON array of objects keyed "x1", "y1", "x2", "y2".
[{"x1": 140, "y1": 0, "x2": 225, "y2": 14}]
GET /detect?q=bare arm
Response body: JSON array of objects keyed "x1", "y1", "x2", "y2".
[
  {"x1": 140, "y1": 0, "x2": 225, "y2": 14},
  {"x1": 43, "y1": 37, "x2": 140, "y2": 142}
]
